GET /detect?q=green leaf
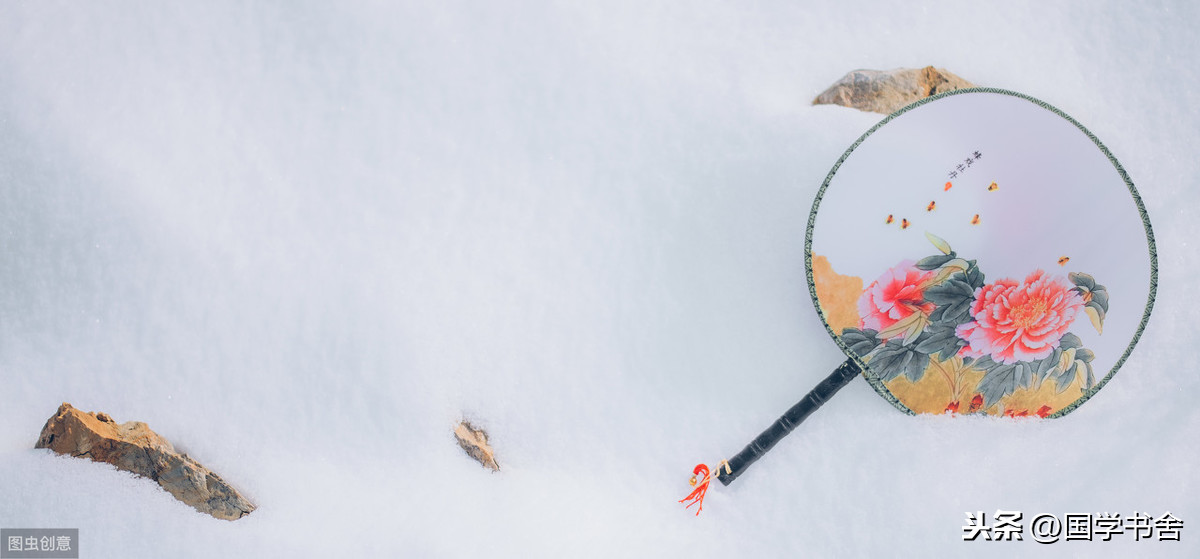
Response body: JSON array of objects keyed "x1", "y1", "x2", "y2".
[
  {"x1": 1090, "y1": 289, "x2": 1110, "y2": 312},
  {"x1": 914, "y1": 323, "x2": 966, "y2": 361},
  {"x1": 870, "y1": 339, "x2": 931, "y2": 383},
  {"x1": 876, "y1": 359, "x2": 905, "y2": 382},
  {"x1": 1015, "y1": 362, "x2": 1033, "y2": 389},
  {"x1": 928, "y1": 300, "x2": 969, "y2": 324},
  {"x1": 867, "y1": 343, "x2": 906, "y2": 382},
  {"x1": 1059, "y1": 333, "x2": 1083, "y2": 349},
  {"x1": 904, "y1": 352, "x2": 931, "y2": 382},
  {"x1": 978, "y1": 363, "x2": 1019, "y2": 409},
  {"x1": 946, "y1": 299, "x2": 973, "y2": 321},
  {"x1": 1053, "y1": 368, "x2": 1073, "y2": 394},
  {"x1": 915, "y1": 254, "x2": 954, "y2": 270},
  {"x1": 896, "y1": 351, "x2": 914, "y2": 378},
  {"x1": 925, "y1": 279, "x2": 974, "y2": 304},
  {"x1": 960, "y1": 264, "x2": 985, "y2": 290},
  {"x1": 1034, "y1": 350, "x2": 1059, "y2": 379},
  {"x1": 972, "y1": 355, "x2": 1003, "y2": 374},
  {"x1": 1069, "y1": 272, "x2": 1096, "y2": 291},
  {"x1": 842, "y1": 328, "x2": 881, "y2": 356},
  {"x1": 1075, "y1": 348, "x2": 1095, "y2": 362},
  {"x1": 925, "y1": 279, "x2": 976, "y2": 327}
]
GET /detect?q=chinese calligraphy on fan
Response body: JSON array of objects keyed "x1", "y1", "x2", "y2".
[
  {"x1": 947, "y1": 151, "x2": 983, "y2": 180},
  {"x1": 963, "y1": 511, "x2": 1182, "y2": 544}
]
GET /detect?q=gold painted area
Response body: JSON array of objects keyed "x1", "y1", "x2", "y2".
[
  {"x1": 812, "y1": 254, "x2": 863, "y2": 334},
  {"x1": 999, "y1": 375, "x2": 1083, "y2": 416},
  {"x1": 885, "y1": 360, "x2": 984, "y2": 414},
  {"x1": 884, "y1": 356, "x2": 1085, "y2": 416}
]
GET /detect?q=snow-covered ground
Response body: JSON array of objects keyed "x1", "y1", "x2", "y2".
[{"x1": 0, "y1": 1, "x2": 1197, "y2": 557}]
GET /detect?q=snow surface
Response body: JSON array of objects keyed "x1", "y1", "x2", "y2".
[{"x1": 0, "y1": 1, "x2": 1198, "y2": 557}]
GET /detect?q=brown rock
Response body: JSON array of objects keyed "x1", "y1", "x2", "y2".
[
  {"x1": 813, "y1": 66, "x2": 976, "y2": 114},
  {"x1": 454, "y1": 420, "x2": 499, "y2": 471},
  {"x1": 35, "y1": 403, "x2": 256, "y2": 521}
]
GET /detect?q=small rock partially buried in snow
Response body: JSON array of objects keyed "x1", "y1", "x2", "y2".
[
  {"x1": 813, "y1": 66, "x2": 975, "y2": 114},
  {"x1": 455, "y1": 420, "x2": 499, "y2": 472},
  {"x1": 35, "y1": 403, "x2": 256, "y2": 521}
]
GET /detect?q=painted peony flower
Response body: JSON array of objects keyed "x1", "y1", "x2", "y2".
[
  {"x1": 955, "y1": 270, "x2": 1085, "y2": 364},
  {"x1": 857, "y1": 260, "x2": 937, "y2": 336}
]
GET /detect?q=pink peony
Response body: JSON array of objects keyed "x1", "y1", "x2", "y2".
[
  {"x1": 857, "y1": 260, "x2": 937, "y2": 336},
  {"x1": 955, "y1": 270, "x2": 1085, "y2": 364}
]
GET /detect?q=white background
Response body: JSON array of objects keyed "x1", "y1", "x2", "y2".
[{"x1": 0, "y1": 2, "x2": 1196, "y2": 557}]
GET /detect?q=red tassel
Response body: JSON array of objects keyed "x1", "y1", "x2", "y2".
[
  {"x1": 679, "y1": 464, "x2": 712, "y2": 516},
  {"x1": 680, "y1": 461, "x2": 730, "y2": 516}
]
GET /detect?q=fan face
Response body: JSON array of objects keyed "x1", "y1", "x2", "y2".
[{"x1": 806, "y1": 89, "x2": 1156, "y2": 418}]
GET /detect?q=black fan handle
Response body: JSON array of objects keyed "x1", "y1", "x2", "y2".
[{"x1": 717, "y1": 358, "x2": 862, "y2": 486}]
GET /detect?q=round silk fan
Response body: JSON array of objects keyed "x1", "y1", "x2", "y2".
[{"x1": 682, "y1": 88, "x2": 1156, "y2": 512}]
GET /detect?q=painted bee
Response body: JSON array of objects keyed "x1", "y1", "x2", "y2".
[
  {"x1": 1058, "y1": 256, "x2": 1070, "y2": 266},
  {"x1": 900, "y1": 218, "x2": 911, "y2": 230},
  {"x1": 926, "y1": 201, "x2": 936, "y2": 212},
  {"x1": 987, "y1": 181, "x2": 999, "y2": 192},
  {"x1": 970, "y1": 214, "x2": 981, "y2": 225},
  {"x1": 885, "y1": 214, "x2": 894, "y2": 225}
]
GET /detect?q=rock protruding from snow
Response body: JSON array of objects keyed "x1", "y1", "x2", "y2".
[
  {"x1": 35, "y1": 402, "x2": 256, "y2": 521},
  {"x1": 813, "y1": 66, "x2": 976, "y2": 114},
  {"x1": 454, "y1": 420, "x2": 500, "y2": 471}
]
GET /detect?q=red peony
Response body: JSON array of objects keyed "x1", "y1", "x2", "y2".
[
  {"x1": 856, "y1": 260, "x2": 937, "y2": 337},
  {"x1": 955, "y1": 270, "x2": 1085, "y2": 364}
]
